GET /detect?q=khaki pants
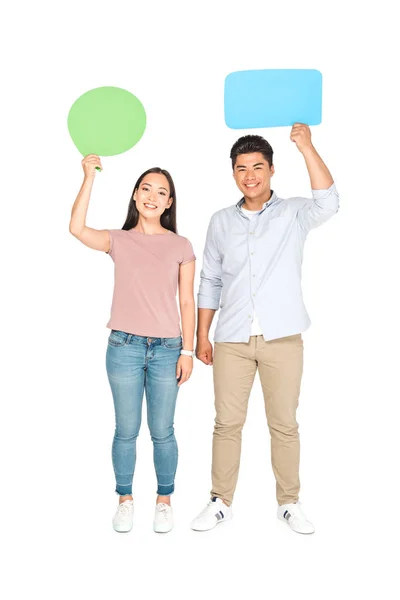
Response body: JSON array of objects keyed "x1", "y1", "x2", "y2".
[{"x1": 211, "y1": 334, "x2": 304, "y2": 505}]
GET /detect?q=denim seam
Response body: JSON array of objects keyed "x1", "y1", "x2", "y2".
[{"x1": 163, "y1": 345, "x2": 183, "y2": 350}]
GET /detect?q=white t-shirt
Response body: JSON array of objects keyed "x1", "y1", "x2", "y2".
[{"x1": 241, "y1": 204, "x2": 266, "y2": 337}]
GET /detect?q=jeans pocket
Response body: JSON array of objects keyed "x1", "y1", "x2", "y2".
[
  {"x1": 108, "y1": 330, "x2": 128, "y2": 347},
  {"x1": 163, "y1": 336, "x2": 183, "y2": 350}
]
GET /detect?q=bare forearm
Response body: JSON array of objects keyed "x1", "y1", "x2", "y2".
[
  {"x1": 180, "y1": 300, "x2": 195, "y2": 351},
  {"x1": 301, "y1": 146, "x2": 334, "y2": 190},
  {"x1": 69, "y1": 176, "x2": 95, "y2": 236},
  {"x1": 197, "y1": 308, "x2": 216, "y2": 340}
]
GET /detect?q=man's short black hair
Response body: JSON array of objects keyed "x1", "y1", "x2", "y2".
[{"x1": 230, "y1": 135, "x2": 274, "y2": 169}]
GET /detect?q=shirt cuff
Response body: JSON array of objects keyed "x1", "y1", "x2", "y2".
[
  {"x1": 197, "y1": 294, "x2": 219, "y2": 310},
  {"x1": 311, "y1": 182, "x2": 337, "y2": 199},
  {"x1": 181, "y1": 255, "x2": 196, "y2": 265},
  {"x1": 107, "y1": 230, "x2": 114, "y2": 257}
]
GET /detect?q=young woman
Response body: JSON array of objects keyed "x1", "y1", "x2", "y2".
[{"x1": 69, "y1": 154, "x2": 196, "y2": 534}]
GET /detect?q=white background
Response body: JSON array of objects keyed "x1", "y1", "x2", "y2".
[{"x1": 2, "y1": 0, "x2": 399, "y2": 598}]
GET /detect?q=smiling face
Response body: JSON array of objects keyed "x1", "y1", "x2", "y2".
[
  {"x1": 133, "y1": 172, "x2": 173, "y2": 218},
  {"x1": 233, "y1": 152, "x2": 275, "y2": 203}
]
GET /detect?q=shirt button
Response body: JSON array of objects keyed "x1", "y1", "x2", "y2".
[
  {"x1": 253, "y1": 293, "x2": 255, "y2": 296},
  {"x1": 248, "y1": 314, "x2": 252, "y2": 318},
  {"x1": 252, "y1": 274, "x2": 256, "y2": 277},
  {"x1": 249, "y1": 232, "x2": 254, "y2": 235},
  {"x1": 251, "y1": 252, "x2": 254, "y2": 255}
]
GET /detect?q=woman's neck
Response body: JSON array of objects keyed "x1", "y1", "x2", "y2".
[{"x1": 133, "y1": 218, "x2": 168, "y2": 235}]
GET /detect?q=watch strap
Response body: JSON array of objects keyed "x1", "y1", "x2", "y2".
[{"x1": 180, "y1": 349, "x2": 194, "y2": 357}]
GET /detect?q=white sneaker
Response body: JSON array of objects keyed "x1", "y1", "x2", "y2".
[
  {"x1": 277, "y1": 502, "x2": 315, "y2": 534},
  {"x1": 153, "y1": 503, "x2": 173, "y2": 533},
  {"x1": 112, "y1": 499, "x2": 134, "y2": 533},
  {"x1": 191, "y1": 497, "x2": 232, "y2": 531}
]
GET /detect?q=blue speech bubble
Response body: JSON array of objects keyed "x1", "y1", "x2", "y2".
[{"x1": 224, "y1": 69, "x2": 322, "y2": 129}]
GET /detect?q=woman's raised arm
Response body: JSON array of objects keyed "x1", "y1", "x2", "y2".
[{"x1": 69, "y1": 155, "x2": 111, "y2": 253}]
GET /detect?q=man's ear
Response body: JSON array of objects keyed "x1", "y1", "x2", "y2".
[{"x1": 270, "y1": 164, "x2": 275, "y2": 177}]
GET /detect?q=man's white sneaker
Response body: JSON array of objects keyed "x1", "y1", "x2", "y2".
[
  {"x1": 153, "y1": 503, "x2": 173, "y2": 533},
  {"x1": 277, "y1": 502, "x2": 315, "y2": 534},
  {"x1": 191, "y1": 497, "x2": 232, "y2": 531},
  {"x1": 112, "y1": 499, "x2": 134, "y2": 533}
]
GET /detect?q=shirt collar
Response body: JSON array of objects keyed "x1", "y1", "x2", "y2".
[{"x1": 236, "y1": 190, "x2": 278, "y2": 215}]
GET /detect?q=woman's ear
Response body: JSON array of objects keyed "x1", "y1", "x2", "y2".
[{"x1": 167, "y1": 197, "x2": 173, "y2": 209}]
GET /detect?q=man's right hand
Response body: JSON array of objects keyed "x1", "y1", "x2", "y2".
[{"x1": 196, "y1": 337, "x2": 214, "y2": 365}]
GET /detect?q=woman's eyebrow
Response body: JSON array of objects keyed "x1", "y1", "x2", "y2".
[{"x1": 142, "y1": 182, "x2": 168, "y2": 192}]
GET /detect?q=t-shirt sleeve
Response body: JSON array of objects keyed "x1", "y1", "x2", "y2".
[
  {"x1": 180, "y1": 237, "x2": 196, "y2": 265},
  {"x1": 106, "y1": 230, "x2": 118, "y2": 261}
]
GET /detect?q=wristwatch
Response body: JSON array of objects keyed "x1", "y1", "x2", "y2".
[{"x1": 180, "y1": 349, "x2": 195, "y2": 358}]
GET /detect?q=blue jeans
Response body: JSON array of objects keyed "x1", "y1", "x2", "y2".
[{"x1": 106, "y1": 331, "x2": 182, "y2": 496}]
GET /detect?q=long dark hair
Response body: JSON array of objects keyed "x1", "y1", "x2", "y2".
[{"x1": 122, "y1": 168, "x2": 177, "y2": 233}]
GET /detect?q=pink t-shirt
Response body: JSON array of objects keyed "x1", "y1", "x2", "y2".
[{"x1": 106, "y1": 229, "x2": 196, "y2": 337}]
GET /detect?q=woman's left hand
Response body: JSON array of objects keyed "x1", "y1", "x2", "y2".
[{"x1": 176, "y1": 355, "x2": 193, "y2": 387}]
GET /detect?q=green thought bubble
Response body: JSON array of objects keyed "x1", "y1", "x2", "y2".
[{"x1": 68, "y1": 86, "x2": 146, "y2": 158}]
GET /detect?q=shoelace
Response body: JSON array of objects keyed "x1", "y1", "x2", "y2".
[
  {"x1": 116, "y1": 502, "x2": 133, "y2": 517},
  {"x1": 287, "y1": 503, "x2": 306, "y2": 520},
  {"x1": 198, "y1": 500, "x2": 218, "y2": 518},
  {"x1": 156, "y1": 503, "x2": 170, "y2": 520}
]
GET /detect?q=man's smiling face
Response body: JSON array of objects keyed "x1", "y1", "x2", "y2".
[{"x1": 233, "y1": 152, "x2": 275, "y2": 202}]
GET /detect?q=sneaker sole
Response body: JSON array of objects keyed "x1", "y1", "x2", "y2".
[
  {"x1": 191, "y1": 515, "x2": 232, "y2": 532},
  {"x1": 113, "y1": 524, "x2": 133, "y2": 533},
  {"x1": 153, "y1": 526, "x2": 173, "y2": 533}
]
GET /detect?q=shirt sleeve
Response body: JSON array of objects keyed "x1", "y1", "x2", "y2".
[
  {"x1": 197, "y1": 215, "x2": 223, "y2": 310},
  {"x1": 180, "y1": 237, "x2": 196, "y2": 265},
  {"x1": 106, "y1": 230, "x2": 118, "y2": 261},
  {"x1": 297, "y1": 183, "x2": 340, "y2": 232}
]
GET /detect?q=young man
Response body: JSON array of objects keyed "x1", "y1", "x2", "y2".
[{"x1": 191, "y1": 124, "x2": 339, "y2": 534}]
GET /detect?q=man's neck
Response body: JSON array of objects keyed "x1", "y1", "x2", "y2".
[{"x1": 242, "y1": 189, "x2": 272, "y2": 211}]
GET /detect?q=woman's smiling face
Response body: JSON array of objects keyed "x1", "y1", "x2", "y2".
[{"x1": 134, "y1": 172, "x2": 173, "y2": 218}]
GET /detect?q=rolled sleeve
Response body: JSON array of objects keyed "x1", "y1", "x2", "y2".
[
  {"x1": 107, "y1": 230, "x2": 116, "y2": 260},
  {"x1": 297, "y1": 183, "x2": 340, "y2": 232},
  {"x1": 197, "y1": 216, "x2": 223, "y2": 310},
  {"x1": 180, "y1": 237, "x2": 196, "y2": 265}
]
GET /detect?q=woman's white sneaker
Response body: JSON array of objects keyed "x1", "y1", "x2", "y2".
[
  {"x1": 191, "y1": 497, "x2": 232, "y2": 531},
  {"x1": 277, "y1": 502, "x2": 315, "y2": 534},
  {"x1": 112, "y1": 499, "x2": 134, "y2": 533},
  {"x1": 153, "y1": 503, "x2": 173, "y2": 533}
]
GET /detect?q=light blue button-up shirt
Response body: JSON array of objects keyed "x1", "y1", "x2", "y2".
[{"x1": 197, "y1": 184, "x2": 339, "y2": 342}]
